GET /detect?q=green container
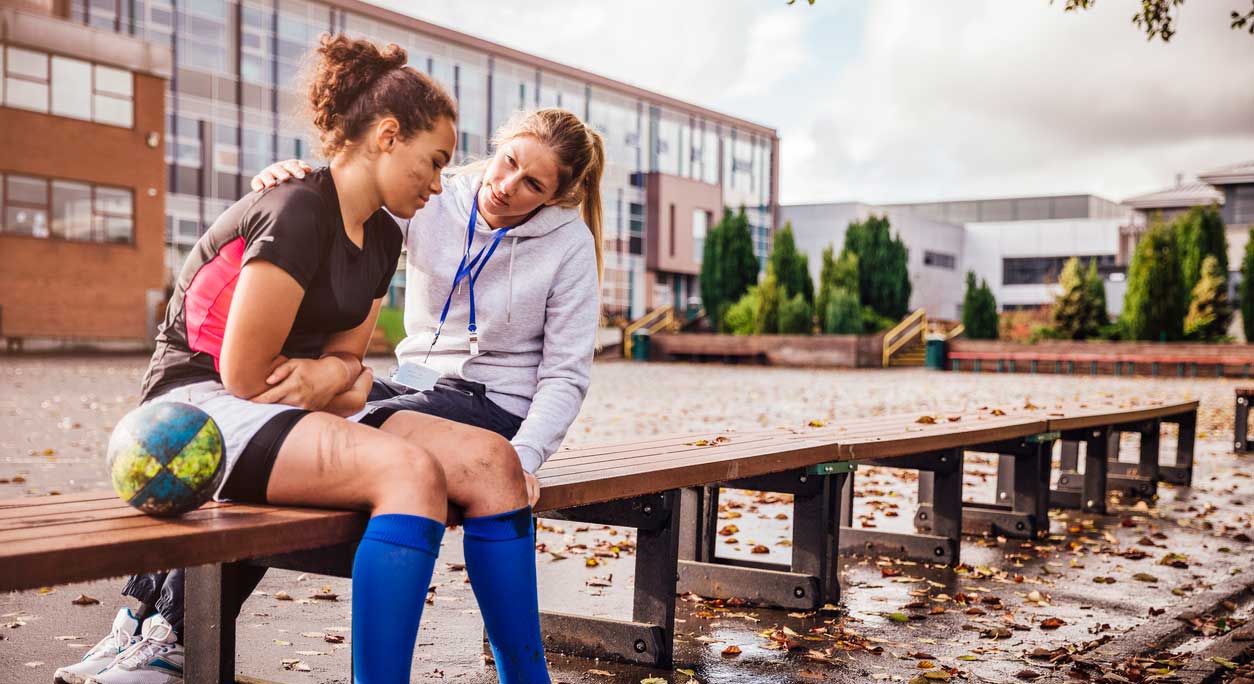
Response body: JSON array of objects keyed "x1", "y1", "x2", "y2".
[
  {"x1": 631, "y1": 330, "x2": 652, "y2": 362},
  {"x1": 925, "y1": 337, "x2": 947, "y2": 370}
]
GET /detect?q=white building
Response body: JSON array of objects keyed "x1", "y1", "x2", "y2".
[{"x1": 782, "y1": 195, "x2": 1131, "y2": 321}]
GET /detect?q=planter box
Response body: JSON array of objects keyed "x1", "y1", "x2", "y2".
[{"x1": 650, "y1": 332, "x2": 884, "y2": 368}]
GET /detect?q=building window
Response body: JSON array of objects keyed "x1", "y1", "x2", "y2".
[
  {"x1": 51, "y1": 56, "x2": 92, "y2": 119},
  {"x1": 1002, "y1": 255, "x2": 1116, "y2": 285},
  {"x1": 51, "y1": 180, "x2": 92, "y2": 240},
  {"x1": 0, "y1": 173, "x2": 134, "y2": 244},
  {"x1": 628, "y1": 202, "x2": 644, "y2": 255},
  {"x1": 2, "y1": 45, "x2": 133, "y2": 127},
  {"x1": 692, "y1": 208, "x2": 709, "y2": 262},
  {"x1": 5, "y1": 46, "x2": 49, "y2": 113},
  {"x1": 3, "y1": 175, "x2": 49, "y2": 236},
  {"x1": 923, "y1": 250, "x2": 956, "y2": 270},
  {"x1": 93, "y1": 63, "x2": 133, "y2": 127}
]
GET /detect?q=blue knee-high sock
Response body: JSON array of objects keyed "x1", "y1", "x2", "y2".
[
  {"x1": 463, "y1": 507, "x2": 550, "y2": 684},
  {"x1": 352, "y1": 514, "x2": 445, "y2": 684}
]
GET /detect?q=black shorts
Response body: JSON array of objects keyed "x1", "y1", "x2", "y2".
[
  {"x1": 360, "y1": 376, "x2": 524, "y2": 440},
  {"x1": 217, "y1": 409, "x2": 310, "y2": 504}
]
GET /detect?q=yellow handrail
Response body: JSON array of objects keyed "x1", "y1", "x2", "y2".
[
  {"x1": 623, "y1": 305, "x2": 675, "y2": 359},
  {"x1": 882, "y1": 308, "x2": 927, "y2": 367},
  {"x1": 945, "y1": 323, "x2": 965, "y2": 341}
]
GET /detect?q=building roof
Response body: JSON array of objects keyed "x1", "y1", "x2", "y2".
[
  {"x1": 1197, "y1": 160, "x2": 1254, "y2": 186},
  {"x1": 1122, "y1": 181, "x2": 1223, "y2": 210},
  {"x1": 1, "y1": 8, "x2": 172, "y2": 78},
  {"x1": 336, "y1": 0, "x2": 777, "y2": 138}
]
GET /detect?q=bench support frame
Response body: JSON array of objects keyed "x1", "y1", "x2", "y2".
[
  {"x1": 676, "y1": 466, "x2": 848, "y2": 610},
  {"x1": 839, "y1": 448, "x2": 964, "y2": 566},
  {"x1": 918, "y1": 434, "x2": 1056, "y2": 539},
  {"x1": 1237, "y1": 393, "x2": 1252, "y2": 454},
  {"x1": 1052, "y1": 409, "x2": 1196, "y2": 511},
  {"x1": 537, "y1": 490, "x2": 682, "y2": 668}
]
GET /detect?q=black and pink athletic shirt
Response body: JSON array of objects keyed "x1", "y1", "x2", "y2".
[{"x1": 141, "y1": 168, "x2": 401, "y2": 401}]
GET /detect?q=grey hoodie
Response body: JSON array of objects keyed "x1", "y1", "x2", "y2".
[{"x1": 392, "y1": 172, "x2": 599, "y2": 473}]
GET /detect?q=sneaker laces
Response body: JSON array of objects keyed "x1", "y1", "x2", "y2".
[
  {"x1": 111, "y1": 622, "x2": 176, "y2": 670},
  {"x1": 87, "y1": 623, "x2": 135, "y2": 659}
]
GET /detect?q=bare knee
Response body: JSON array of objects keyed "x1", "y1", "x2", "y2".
[
  {"x1": 370, "y1": 445, "x2": 447, "y2": 515},
  {"x1": 479, "y1": 433, "x2": 526, "y2": 491}
]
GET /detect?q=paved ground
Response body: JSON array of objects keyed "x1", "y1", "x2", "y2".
[{"x1": 2, "y1": 355, "x2": 1253, "y2": 683}]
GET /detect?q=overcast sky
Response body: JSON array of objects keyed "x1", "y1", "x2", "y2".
[{"x1": 376, "y1": 0, "x2": 1254, "y2": 206}]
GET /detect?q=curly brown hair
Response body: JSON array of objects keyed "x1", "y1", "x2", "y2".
[{"x1": 308, "y1": 34, "x2": 457, "y2": 158}]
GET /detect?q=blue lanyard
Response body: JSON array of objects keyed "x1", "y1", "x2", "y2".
[{"x1": 429, "y1": 189, "x2": 511, "y2": 356}]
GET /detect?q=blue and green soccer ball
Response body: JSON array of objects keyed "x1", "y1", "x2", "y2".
[{"x1": 107, "y1": 402, "x2": 225, "y2": 517}]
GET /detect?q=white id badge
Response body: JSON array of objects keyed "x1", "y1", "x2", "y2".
[{"x1": 392, "y1": 362, "x2": 441, "y2": 391}]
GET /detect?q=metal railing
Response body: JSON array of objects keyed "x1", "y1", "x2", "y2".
[
  {"x1": 622, "y1": 305, "x2": 676, "y2": 359},
  {"x1": 882, "y1": 308, "x2": 928, "y2": 367}
]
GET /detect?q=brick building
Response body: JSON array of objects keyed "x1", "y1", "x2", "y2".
[{"x1": 0, "y1": 6, "x2": 170, "y2": 347}]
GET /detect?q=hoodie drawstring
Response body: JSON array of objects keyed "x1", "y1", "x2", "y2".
[{"x1": 507, "y1": 237, "x2": 517, "y2": 323}]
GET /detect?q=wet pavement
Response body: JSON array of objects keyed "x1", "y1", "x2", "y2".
[{"x1": 2, "y1": 356, "x2": 1253, "y2": 683}]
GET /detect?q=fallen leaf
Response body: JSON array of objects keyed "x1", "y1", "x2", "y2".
[
  {"x1": 721, "y1": 644, "x2": 742, "y2": 656},
  {"x1": 274, "y1": 591, "x2": 293, "y2": 601},
  {"x1": 1039, "y1": 617, "x2": 1065, "y2": 630},
  {"x1": 70, "y1": 594, "x2": 99, "y2": 606}
]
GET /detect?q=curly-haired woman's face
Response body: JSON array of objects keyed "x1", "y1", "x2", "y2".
[
  {"x1": 478, "y1": 136, "x2": 562, "y2": 223},
  {"x1": 377, "y1": 115, "x2": 456, "y2": 219}
]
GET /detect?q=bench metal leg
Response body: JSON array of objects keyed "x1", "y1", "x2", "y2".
[
  {"x1": 840, "y1": 449, "x2": 963, "y2": 566},
  {"x1": 538, "y1": 491, "x2": 681, "y2": 667},
  {"x1": 1052, "y1": 438, "x2": 1082, "y2": 509},
  {"x1": 677, "y1": 468, "x2": 846, "y2": 609},
  {"x1": 184, "y1": 562, "x2": 240, "y2": 684},
  {"x1": 1160, "y1": 410, "x2": 1196, "y2": 486},
  {"x1": 1052, "y1": 429, "x2": 1110, "y2": 513},
  {"x1": 1080, "y1": 428, "x2": 1110, "y2": 514},
  {"x1": 1106, "y1": 420, "x2": 1159, "y2": 500},
  {"x1": 940, "y1": 435, "x2": 1054, "y2": 539},
  {"x1": 1236, "y1": 396, "x2": 1251, "y2": 453}
]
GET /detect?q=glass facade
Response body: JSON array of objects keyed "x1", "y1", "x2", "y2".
[{"x1": 70, "y1": 0, "x2": 776, "y2": 316}]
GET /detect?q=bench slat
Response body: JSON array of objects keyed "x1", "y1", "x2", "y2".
[{"x1": 1, "y1": 503, "x2": 362, "y2": 593}]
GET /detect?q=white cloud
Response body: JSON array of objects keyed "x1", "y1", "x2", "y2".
[
  {"x1": 371, "y1": 0, "x2": 1254, "y2": 206},
  {"x1": 783, "y1": 0, "x2": 1254, "y2": 204}
]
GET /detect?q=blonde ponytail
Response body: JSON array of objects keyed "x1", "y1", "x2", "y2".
[{"x1": 579, "y1": 128, "x2": 605, "y2": 284}]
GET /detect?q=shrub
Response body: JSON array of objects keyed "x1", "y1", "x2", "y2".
[
  {"x1": 1121, "y1": 222, "x2": 1186, "y2": 341},
  {"x1": 823, "y1": 288, "x2": 863, "y2": 334},
  {"x1": 962, "y1": 271, "x2": 999, "y2": 339},
  {"x1": 723, "y1": 287, "x2": 760, "y2": 336},
  {"x1": 778, "y1": 292, "x2": 813, "y2": 334}
]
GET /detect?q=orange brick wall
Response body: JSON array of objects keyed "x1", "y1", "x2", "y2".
[{"x1": 0, "y1": 71, "x2": 166, "y2": 341}]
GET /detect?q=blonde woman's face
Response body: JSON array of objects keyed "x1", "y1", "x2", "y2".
[{"x1": 479, "y1": 136, "x2": 562, "y2": 219}]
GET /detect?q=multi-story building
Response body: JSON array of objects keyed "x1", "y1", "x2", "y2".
[
  {"x1": 1122, "y1": 163, "x2": 1254, "y2": 275},
  {"x1": 782, "y1": 194, "x2": 1132, "y2": 321},
  {"x1": 61, "y1": 0, "x2": 778, "y2": 324},
  {"x1": 0, "y1": 6, "x2": 169, "y2": 348}
]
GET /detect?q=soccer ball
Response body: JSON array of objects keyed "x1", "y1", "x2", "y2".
[{"x1": 107, "y1": 402, "x2": 225, "y2": 517}]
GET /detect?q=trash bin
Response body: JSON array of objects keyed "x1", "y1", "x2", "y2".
[
  {"x1": 631, "y1": 329, "x2": 652, "y2": 362},
  {"x1": 925, "y1": 336, "x2": 947, "y2": 370}
]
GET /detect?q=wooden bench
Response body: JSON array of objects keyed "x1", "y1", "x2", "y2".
[
  {"x1": 1237, "y1": 388, "x2": 1254, "y2": 453},
  {"x1": 950, "y1": 349, "x2": 1254, "y2": 378},
  {"x1": 0, "y1": 399, "x2": 1199, "y2": 680}
]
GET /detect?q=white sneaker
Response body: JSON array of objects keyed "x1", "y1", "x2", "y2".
[
  {"x1": 87, "y1": 613, "x2": 183, "y2": 684},
  {"x1": 54, "y1": 608, "x2": 142, "y2": 684}
]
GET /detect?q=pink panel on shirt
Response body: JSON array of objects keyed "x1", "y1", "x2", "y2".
[{"x1": 183, "y1": 237, "x2": 245, "y2": 371}]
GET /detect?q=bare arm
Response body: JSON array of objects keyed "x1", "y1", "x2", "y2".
[
  {"x1": 319, "y1": 298, "x2": 385, "y2": 417},
  {"x1": 219, "y1": 261, "x2": 346, "y2": 408}
]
